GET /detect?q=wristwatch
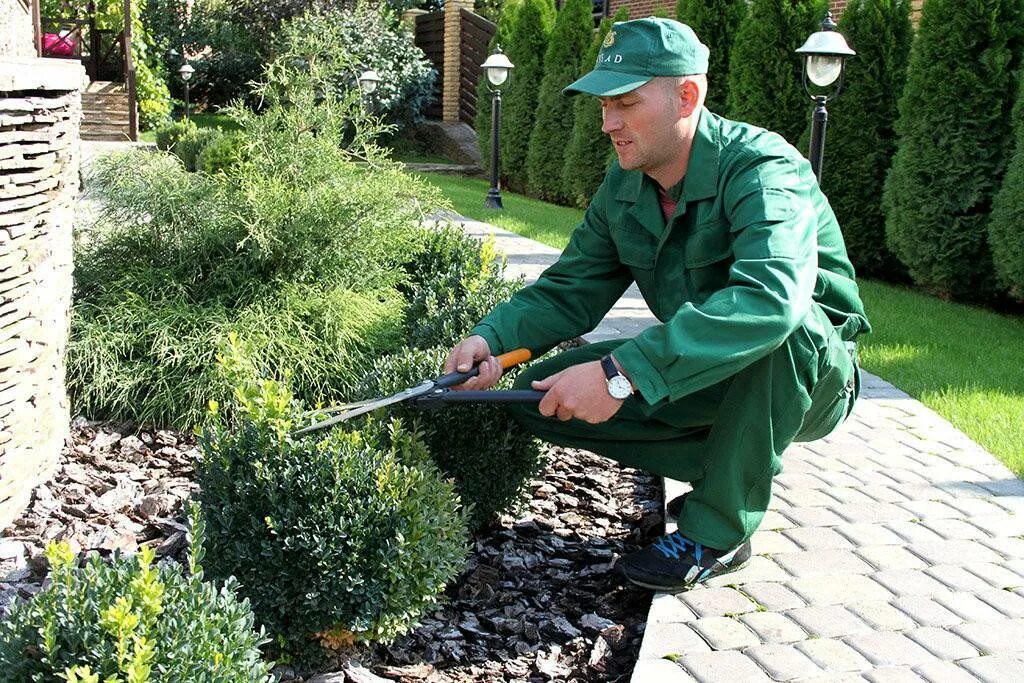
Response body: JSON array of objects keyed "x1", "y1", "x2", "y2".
[{"x1": 600, "y1": 355, "x2": 633, "y2": 400}]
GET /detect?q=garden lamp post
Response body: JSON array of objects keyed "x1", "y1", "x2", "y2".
[
  {"x1": 178, "y1": 62, "x2": 194, "y2": 121},
  {"x1": 481, "y1": 47, "x2": 514, "y2": 209},
  {"x1": 358, "y1": 69, "x2": 380, "y2": 111},
  {"x1": 796, "y1": 11, "x2": 855, "y2": 183}
]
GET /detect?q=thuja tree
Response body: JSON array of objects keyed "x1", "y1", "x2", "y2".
[
  {"x1": 500, "y1": 0, "x2": 556, "y2": 192},
  {"x1": 475, "y1": 1, "x2": 520, "y2": 179},
  {"x1": 883, "y1": 0, "x2": 1024, "y2": 300},
  {"x1": 726, "y1": 0, "x2": 826, "y2": 144},
  {"x1": 988, "y1": 81, "x2": 1024, "y2": 300},
  {"x1": 560, "y1": 8, "x2": 628, "y2": 208},
  {"x1": 525, "y1": 0, "x2": 593, "y2": 202},
  {"x1": 814, "y1": 0, "x2": 912, "y2": 280},
  {"x1": 676, "y1": 0, "x2": 747, "y2": 114}
]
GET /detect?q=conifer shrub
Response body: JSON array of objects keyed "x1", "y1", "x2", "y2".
[
  {"x1": 196, "y1": 352, "x2": 468, "y2": 658},
  {"x1": 271, "y1": 6, "x2": 436, "y2": 135},
  {"x1": 0, "y1": 531, "x2": 272, "y2": 682},
  {"x1": 811, "y1": 0, "x2": 911, "y2": 281},
  {"x1": 69, "y1": 91, "x2": 442, "y2": 428},
  {"x1": 726, "y1": 0, "x2": 826, "y2": 144},
  {"x1": 525, "y1": 0, "x2": 593, "y2": 202},
  {"x1": 356, "y1": 347, "x2": 542, "y2": 529},
  {"x1": 883, "y1": 0, "x2": 1024, "y2": 300},
  {"x1": 561, "y1": 9, "x2": 627, "y2": 208},
  {"x1": 988, "y1": 81, "x2": 1024, "y2": 300},
  {"x1": 499, "y1": 0, "x2": 555, "y2": 193},
  {"x1": 676, "y1": 0, "x2": 747, "y2": 114}
]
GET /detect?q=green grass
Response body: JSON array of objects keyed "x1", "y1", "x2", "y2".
[
  {"x1": 140, "y1": 112, "x2": 241, "y2": 143},
  {"x1": 417, "y1": 171, "x2": 1024, "y2": 477},
  {"x1": 415, "y1": 172, "x2": 584, "y2": 249}
]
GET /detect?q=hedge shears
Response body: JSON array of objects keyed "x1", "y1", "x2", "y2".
[{"x1": 294, "y1": 348, "x2": 545, "y2": 435}]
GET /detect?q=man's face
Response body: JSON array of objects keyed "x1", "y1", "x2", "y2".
[{"x1": 599, "y1": 79, "x2": 687, "y2": 177}]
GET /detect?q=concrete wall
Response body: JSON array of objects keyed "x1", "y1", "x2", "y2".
[{"x1": 0, "y1": 0, "x2": 35, "y2": 60}]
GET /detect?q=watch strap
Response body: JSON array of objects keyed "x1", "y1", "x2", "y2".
[{"x1": 600, "y1": 355, "x2": 620, "y2": 380}]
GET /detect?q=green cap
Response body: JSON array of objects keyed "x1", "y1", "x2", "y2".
[{"x1": 563, "y1": 18, "x2": 709, "y2": 97}]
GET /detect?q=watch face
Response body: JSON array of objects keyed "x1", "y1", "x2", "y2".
[{"x1": 608, "y1": 375, "x2": 632, "y2": 400}]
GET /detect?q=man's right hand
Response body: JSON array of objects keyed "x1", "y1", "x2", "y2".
[{"x1": 444, "y1": 335, "x2": 503, "y2": 391}]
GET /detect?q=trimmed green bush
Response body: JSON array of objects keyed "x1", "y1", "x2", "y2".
[
  {"x1": 356, "y1": 347, "x2": 542, "y2": 529},
  {"x1": 561, "y1": 8, "x2": 628, "y2": 208},
  {"x1": 154, "y1": 118, "x2": 197, "y2": 151},
  {"x1": 811, "y1": 0, "x2": 912, "y2": 281},
  {"x1": 475, "y1": 0, "x2": 521, "y2": 180},
  {"x1": 196, "y1": 356, "x2": 468, "y2": 658},
  {"x1": 883, "y1": 0, "x2": 1024, "y2": 300},
  {"x1": 726, "y1": 0, "x2": 826, "y2": 144},
  {"x1": 989, "y1": 81, "x2": 1024, "y2": 300},
  {"x1": 500, "y1": 0, "x2": 555, "y2": 193},
  {"x1": 70, "y1": 93, "x2": 442, "y2": 427},
  {"x1": 676, "y1": 0, "x2": 747, "y2": 114},
  {"x1": 173, "y1": 126, "x2": 224, "y2": 172},
  {"x1": 198, "y1": 131, "x2": 248, "y2": 173},
  {"x1": 0, "y1": 536, "x2": 272, "y2": 682},
  {"x1": 525, "y1": 0, "x2": 593, "y2": 202},
  {"x1": 402, "y1": 226, "x2": 523, "y2": 350}
]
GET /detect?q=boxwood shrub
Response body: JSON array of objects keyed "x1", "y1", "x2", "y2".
[
  {"x1": 357, "y1": 347, "x2": 542, "y2": 528},
  {"x1": 0, "y1": 537, "x2": 272, "y2": 682},
  {"x1": 195, "y1": 359, "x2": 469, "y2": 659}
]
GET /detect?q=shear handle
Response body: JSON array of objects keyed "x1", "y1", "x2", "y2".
[{"x1": 433, "y1": 348, "x2": 533, "y2": 390}]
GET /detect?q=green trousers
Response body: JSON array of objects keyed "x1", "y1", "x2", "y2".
[{"x1": 507, "y1": 304, "x2": 859, "y2": 550}]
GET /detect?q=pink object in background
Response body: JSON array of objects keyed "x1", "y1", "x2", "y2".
[{"x1": 43, "y1": 32, "x2": 76, "y2": 57}]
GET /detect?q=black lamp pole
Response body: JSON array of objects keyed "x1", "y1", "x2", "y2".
[
  {"x1": 485, "y1": 88, "x2": 503, "y2": 209},
  {"x1": 808, "y1": 95, "x2": 828, "y2": 182}
]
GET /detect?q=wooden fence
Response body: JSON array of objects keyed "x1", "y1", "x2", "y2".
[
  {"x1": 459, "y1": 9, "x2": 494, "y2": 126},
  {"x1": 414, "y1": 11, "x2": 444, "y2": 121}
]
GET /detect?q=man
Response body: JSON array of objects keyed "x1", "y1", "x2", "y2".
[{"x1": 444, "y1": 18, "x2": 870, "y2": 592}]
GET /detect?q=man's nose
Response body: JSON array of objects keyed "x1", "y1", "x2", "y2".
[{"x1": 601, "y1": 109, "x2": 621, "y2": 135}]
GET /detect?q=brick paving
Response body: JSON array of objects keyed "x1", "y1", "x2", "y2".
[{"x1": 453, "y1": 216, "x2": 1024, "y2": 683}]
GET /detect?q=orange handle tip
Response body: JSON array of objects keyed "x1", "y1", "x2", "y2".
[{"x1": 496, "y1": 348, "x2": 531, "y2": 369}]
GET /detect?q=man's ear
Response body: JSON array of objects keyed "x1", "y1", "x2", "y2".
[{"x1": 679, "y1": 78, "x2": 701, "y2": 117}]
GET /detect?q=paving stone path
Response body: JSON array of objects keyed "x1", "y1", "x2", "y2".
[{"x1": 454, "y1": 216, "x2": 1024, "y2": 683}]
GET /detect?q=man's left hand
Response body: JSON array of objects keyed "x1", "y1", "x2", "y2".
[{"x1": 531, "y1": 361, "x2": 624, "y2": 424}]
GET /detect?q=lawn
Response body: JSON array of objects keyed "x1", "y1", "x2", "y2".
[{"x1": 418, "y1": 171, "x2": 1024, "y2": 477}]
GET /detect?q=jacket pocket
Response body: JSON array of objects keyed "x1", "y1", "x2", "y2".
[
  {"x1": 684, "y1": 223, "x2": 733, "y2": 268},
  {"x1": 611, "y1": 226, "x2": 657, "y2": 269}
]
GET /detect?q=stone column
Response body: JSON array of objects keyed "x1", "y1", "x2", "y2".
[
  {"x1": 443, "y1": 0, "x2": 475, "y2": 123},
  {"x1": 0, "y1": 57, "x2": 85, "y2": 531}
]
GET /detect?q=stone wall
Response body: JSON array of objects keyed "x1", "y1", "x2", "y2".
[
  {"x1": 0, "y1": 58, "x2": 84, "y2": 532},
  {"x1": 0, "y1": 0, "x2": 35, "y2": 60}
]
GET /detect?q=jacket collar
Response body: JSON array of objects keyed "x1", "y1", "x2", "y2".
[{"x1": 614, "y1": 107, "x2": 721, "y2": 205}]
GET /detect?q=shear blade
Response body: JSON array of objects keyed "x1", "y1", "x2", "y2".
[{"x1": 294, "y1": 381, "x2": 435, "y2": 435}]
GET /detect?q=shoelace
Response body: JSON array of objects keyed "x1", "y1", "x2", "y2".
[{"x1": 653, "y1": 531, "x2": 704, "y2": 562}]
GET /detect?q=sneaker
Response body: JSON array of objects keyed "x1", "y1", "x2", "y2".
[
  {"x1": 616, "y1": 532, "x2": 751, "y2": 593},
  {"x1": 665, "y1": 492, "x2": 689, "y2": 519}
]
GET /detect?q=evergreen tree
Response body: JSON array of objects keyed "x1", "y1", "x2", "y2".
[
  {"x1": 475, "y1": 2, "x2": 520, "y2": 177},
  {"x1": 883, "y1": 0, "x2": 1024, "y2": 300},
  {"x1": 500, "y1": 0, "x2": 556, "y2": 192},
  {"x1": 988, "y1": 80, "x2": 1024, "y2": 300},
  {"x1": 726, "y1": 0, "x2": 827, "y2": 144},
  {"x1": 560, "y1": 8, "x2": 629, "y2": 207},
  {"x1": 812, "y1": 0, "x2": 912, "y2": 281},
  {"x1": 676, "y1": 0, "x2": 747, "y2": 114},
  {"x1": 525, "y1": 0, "x2": 594, "y2": 202}
]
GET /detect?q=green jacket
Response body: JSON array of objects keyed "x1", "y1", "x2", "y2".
[{"x1": 471, "y1": 108, "x2": 870, "y2": 407}]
